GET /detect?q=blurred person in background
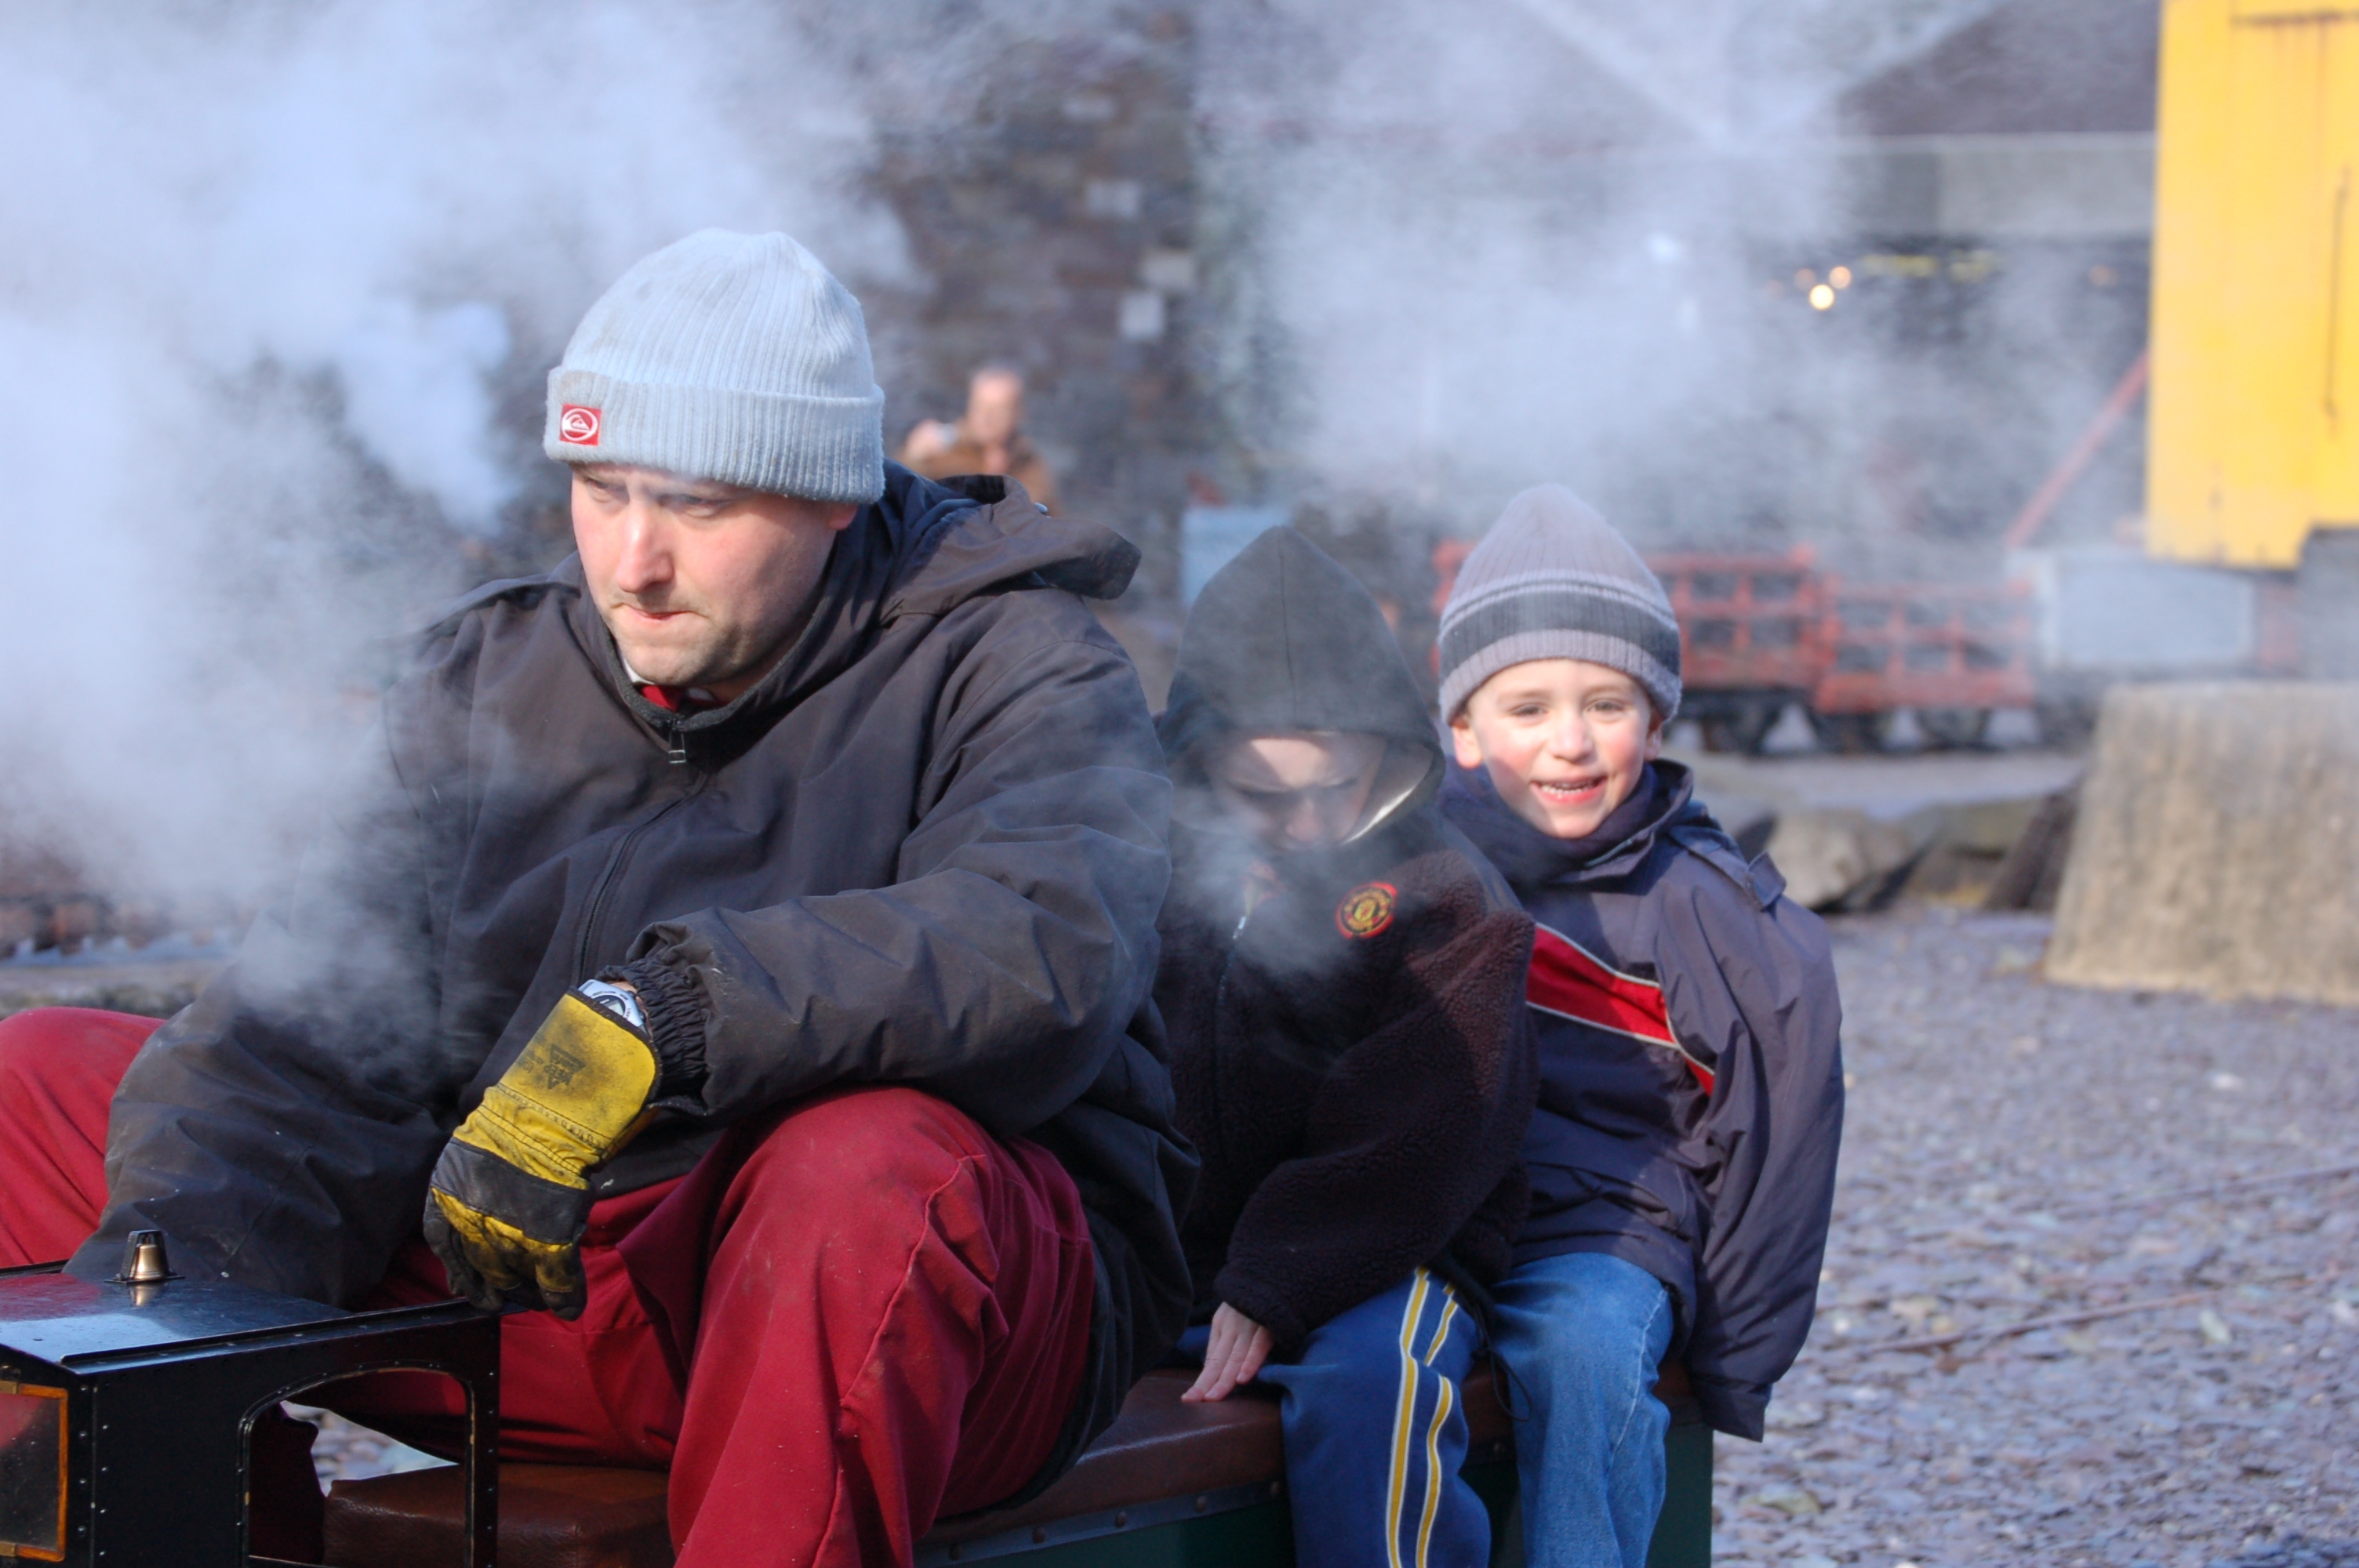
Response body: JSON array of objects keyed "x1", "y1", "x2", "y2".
[
  {"x1": 898, "y1": 361, "x2": 1062, "y2": 514},
  {"x1": 0, "y1": 230, "x2": 1190, "y2": 1568}
]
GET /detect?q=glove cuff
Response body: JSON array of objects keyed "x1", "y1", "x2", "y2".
[{"x1": 605, "y1": 959, "x2": 709, "y2": 1101}]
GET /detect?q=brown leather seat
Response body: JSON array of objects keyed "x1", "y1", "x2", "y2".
[
  {"x1": 322, "y1": 1460, "x2": 671, "y2": 1568},
  {"x1": 318, "y1": 1361, "x2": 1695, "y2": 1567},
  {"x1": 923, "y1": 1367, "x2": 1283, "y2": 1548}
]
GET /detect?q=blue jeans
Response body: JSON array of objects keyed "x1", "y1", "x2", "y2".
[
  {"x1": 1489, "y1": 1251, "x2": 1674, "y2": 1568},
  {"x1": 1180, "y1": 1269, "x2": 1488, "y2": 1568}
]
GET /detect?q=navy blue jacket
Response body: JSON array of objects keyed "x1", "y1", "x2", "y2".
[
  {"x1": 1443, "y1": 761, "x2": 1843, "y2": 1439},
  {"x1": 75, "y1": 470, "x2": 1193, "y2": 1496}
]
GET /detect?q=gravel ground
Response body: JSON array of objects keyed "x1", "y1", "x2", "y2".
[{"x1": 1714, "y1": 908, "x2": 2358, "y2": 1568}]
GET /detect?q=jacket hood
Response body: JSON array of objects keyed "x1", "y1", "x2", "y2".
[
  {"x1": 881, "y1": 470, "x2": 1136, "y2": 615},
  {"x1": 550, "y1": 465, "x2": 1136, "y2": 759},
  {"x1": 1158, "y1": 525, "x2": 1441, "y2": 840}
]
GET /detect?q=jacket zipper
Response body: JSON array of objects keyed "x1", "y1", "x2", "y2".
[
  {"x1": 575, "y1": 794, "x2": 689, "y2": 982},
  {"x1": 1216, "y1": 898, "x2": 1256, "y2": 1004},
  {"x1": 1206, "y1": 900, "x2": 1257, "y2": 1184}
]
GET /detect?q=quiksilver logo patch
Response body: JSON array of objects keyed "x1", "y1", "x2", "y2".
[{"x1": 558, "y1": 405, "x2": 602, "y2": 445}]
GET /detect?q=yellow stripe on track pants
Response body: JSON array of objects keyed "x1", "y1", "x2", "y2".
[{"x1": 1249, "y1": 1268, "x2": 1489, "y2": 1568}]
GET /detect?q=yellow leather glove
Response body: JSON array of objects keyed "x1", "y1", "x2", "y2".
[{"x1": 423, "y1": 982, "x2": 660, "y2": 1319}]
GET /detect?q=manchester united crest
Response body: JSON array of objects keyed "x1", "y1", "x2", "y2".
[{"x1": 1335, "y1": 881, "x2": 1398, "y2": 939}]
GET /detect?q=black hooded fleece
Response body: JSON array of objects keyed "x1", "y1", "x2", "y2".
[
  {"x1": 71, "y1": 468, "x2": 1196, "y2": 1497},
  {"x1": 1154, "y1": 527, "x2": 1537, "y2": 1353}
]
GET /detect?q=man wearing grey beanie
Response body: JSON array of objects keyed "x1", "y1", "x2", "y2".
[{"x1": 0, "y1": 230, "x2": 1191, "y2": 1566}]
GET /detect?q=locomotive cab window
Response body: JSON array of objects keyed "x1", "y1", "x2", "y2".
[{"x1": 0, "y1": 1380, "x2": 68, "y2": 1563}]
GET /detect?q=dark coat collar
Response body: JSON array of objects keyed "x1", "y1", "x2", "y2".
[
  {"x1": 1443, "y1": 759, "x2": 1749, "y2": 897},
  {"x1": 546, "y1": 466, "x2": 1137, "y2": 761}
]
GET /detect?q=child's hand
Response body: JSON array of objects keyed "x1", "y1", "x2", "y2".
[{"x1": 1183, "y1": 1303, "x2": 1274, "y2": 1403}]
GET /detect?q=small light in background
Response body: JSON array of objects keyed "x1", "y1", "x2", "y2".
[
  {"x1": 1808, "y1": 283, "x2": 1835, "y2": 311},
  {"x1": 2088, "y1": 264, "x2": 2118, "y2": 288},
  {"x1": 1829, "y1": 265, "x2": 1853, "y2": 289},
  {"x1": 1794, "y1": 267, "x2": 1818, "y2": 288}
]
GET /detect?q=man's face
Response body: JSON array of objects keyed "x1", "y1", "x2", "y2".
[
  {"x1": 1208, "y1": 732, "x2": 1388, "y2": 854},
  {"x1": 965, "y1": 371, "x2": 1025, "y2": 446},
  {"x1": 1449, "y1": 659, "x2": 1662, "y2": 840},
  {"x1": 572, "y1": 465, "x2": 857, "y2": 700}
]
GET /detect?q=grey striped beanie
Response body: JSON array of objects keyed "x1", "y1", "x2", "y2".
[
  {"x1": 1438, "y1": 485, "x2": 1682, "y2": 720},
  {"x1": 544, "y1": 229, "x2": 885, "y2": 503}
]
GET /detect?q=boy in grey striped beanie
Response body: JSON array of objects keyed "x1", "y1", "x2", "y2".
[
  {"x1": 1436, "y1": 488, "x2": 1845, "y2": 1567},
  {"x1": 1439, "y1": 484, "x2": 1681, "y2": 840}
]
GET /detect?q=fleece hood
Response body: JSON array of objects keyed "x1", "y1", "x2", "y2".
[{"x1": 1157, "y1": 525, "x2": 1440, "y2": 838}]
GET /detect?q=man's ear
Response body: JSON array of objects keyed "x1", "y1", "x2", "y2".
[
  {"x1": 1642, "y1": 708, "x2": 1667, "y2": 763},
  {"x1": 822, "y1": 502, "x2": 860, "y2": 532},
  {"x1": 1448, "y1": 710, "x2": 1485, "y2": 770}
]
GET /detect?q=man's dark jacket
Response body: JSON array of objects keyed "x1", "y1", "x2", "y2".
[
  {"x1": 71, "y1": 466, "x2": 1198, "y2": 1491},
  {"x1": 1443, "y1": 761, "x2": 1844, "y2": 1440},
  {"x1": 1155, "y1": 527, "x2": 1537, "y2": 1354}
]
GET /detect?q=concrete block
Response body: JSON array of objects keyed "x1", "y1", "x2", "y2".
[
  {"x1": 1764, "y1": 808, "x2": 1938, "y2": 911},
  {"x1": 2046, "y1": 683, "x2": 2359, "y2": 1006}
]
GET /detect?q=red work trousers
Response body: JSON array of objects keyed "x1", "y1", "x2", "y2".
[{"x1": 0, "y1": 1007, "x2": 1097, "y2": 1567}]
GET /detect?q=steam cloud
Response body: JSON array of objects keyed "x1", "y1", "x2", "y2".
[
  {"x1": 4, "y1": 0, "x2": 2144, "y2": 916},
  {"x1": 1198, "y1": 0, "x2": 2139, "y2": 547},
  {"x1": 0, "y1": 2, "x2": 903, "y2": 906}
]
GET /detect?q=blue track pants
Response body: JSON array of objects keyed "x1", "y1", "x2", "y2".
[{"x1": 1182, "y1": 1268, "x2": 1488, "y2": 1567}]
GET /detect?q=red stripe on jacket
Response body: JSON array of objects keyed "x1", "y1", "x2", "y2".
[{"x1": 1527, "y1": 923, "x2": 1717, "y2": 1094}]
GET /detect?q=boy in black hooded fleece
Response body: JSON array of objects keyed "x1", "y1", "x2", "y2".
[{"x1": 1155, "y1": 526, "x2": 1537, "y2": 1568}]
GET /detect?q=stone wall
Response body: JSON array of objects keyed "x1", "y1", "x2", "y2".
[{"x1": 866, "y1": 5, "x2": 1212, "y2": 604}]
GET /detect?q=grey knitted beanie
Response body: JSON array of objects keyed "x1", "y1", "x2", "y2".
[
  {"x1": 543, "y1": 229, "x2": 885, "y2": 503},
  {"x1": 1438, "y1": 485, "x2": 1682, "y2": 721}
]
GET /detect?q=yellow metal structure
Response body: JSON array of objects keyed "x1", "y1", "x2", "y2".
[{"x1": 2148, "y1": 0, "x2": 2359, "y2": 568}]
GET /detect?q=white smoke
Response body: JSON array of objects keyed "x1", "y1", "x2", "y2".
[
  {"x1": 1196, "y1": 0, "x2": 2139, "y2": 548},
  {"x1": 0, "y1": 2, "x2": 904, "y2": 904},
  {"x1": 0, "y1": 0, "x2": 2150, "y2": 909}
]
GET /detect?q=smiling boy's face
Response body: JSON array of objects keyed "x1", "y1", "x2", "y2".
[{"x1": 1449, "y1": 659, "x2": 1662, "y2": 840}]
